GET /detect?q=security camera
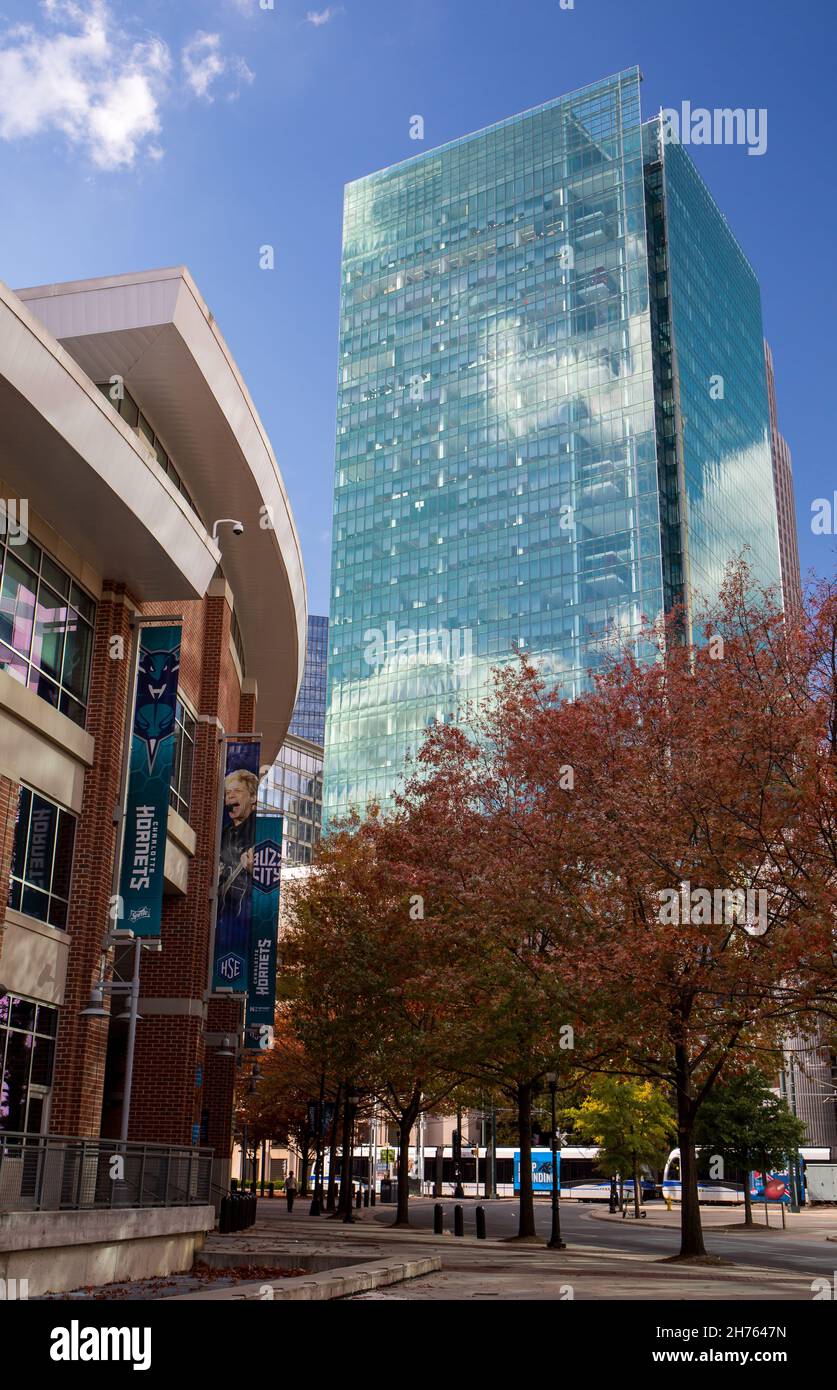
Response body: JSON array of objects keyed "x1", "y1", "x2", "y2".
[{"x1": 211, "y1": 518, "x2": 246, "y2": 542}]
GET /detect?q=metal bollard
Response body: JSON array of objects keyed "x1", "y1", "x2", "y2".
[
  {"x1": 454, "y1": 1203, "x2": 464, "y2": 1237},
  {"x1": 475, "y1": 1205, "x2": 486, "y2": 1239},
  {"x1": 434, "y1": 1203, "x2": 444, "y2": 1235}
]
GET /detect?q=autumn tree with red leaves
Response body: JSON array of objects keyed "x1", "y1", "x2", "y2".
[{"x1": 282, "y1": 817, "x2": 470, "y2": 1226}]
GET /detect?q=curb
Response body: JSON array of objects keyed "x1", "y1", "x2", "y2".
[{"x1": 167, "y1": 1254, "x2": 442, "y2": 1301}]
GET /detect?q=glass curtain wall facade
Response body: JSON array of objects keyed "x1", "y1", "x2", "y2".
[
  {"x1": 327, "y1": 68, "x2": 664, "y2": 820},
  {"x1": 258, "y1": 736, "x2": 323, "y2": 866},
  {"x1": 645, "y1": 121, "x2": 780, "y2": 613},
  {"x1": 288, "y1": 614, "x2": 329, "y2": 744}
]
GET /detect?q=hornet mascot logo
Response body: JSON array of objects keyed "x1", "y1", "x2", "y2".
[{"x1": 135, "y1": 643, "x2": 180, "y2": 773}]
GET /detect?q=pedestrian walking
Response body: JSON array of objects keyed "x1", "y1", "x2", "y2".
[{"x1": 285, "y1": 1171, "x2": 298, "y2": 1213}]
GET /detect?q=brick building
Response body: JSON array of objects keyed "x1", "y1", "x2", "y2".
[{"x1": 0, "y1": 268, "x2": 306, "y2": 1191}]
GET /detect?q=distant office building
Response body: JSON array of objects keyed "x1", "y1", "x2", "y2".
[
  {"x1": 260, "y1": 616, "x2": 327, "y2": 865},
  {"x1": 259, "y1": 734, "x2": 322, "y2": 866},
  {"x1": 288, "y1": 614, "x2": 328, "y2": 745},
  {"x1": 325, "y1": 67, "x2": 782, "y2": 822},
  {"x1": 764, "y1": 340, "x2": 802, "y2": 611},
  {"x1": 780, "y1": 1036, "x2": 837, "y2": 1154}
]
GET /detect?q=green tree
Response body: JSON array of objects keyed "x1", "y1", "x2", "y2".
[
  {"x1": 694, "y1": 1068, "x2": 807, "y2": 1225},
  {"x1": 563, "y1": 1077, "x2": 675, "y2": 1218}
]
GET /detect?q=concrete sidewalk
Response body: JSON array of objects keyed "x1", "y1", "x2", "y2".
[
  {"x1": 589, "y1": 1203, "x2": 837, "y2": 1237},
  {"x1": 190, "y1": 1201, "x2": 827, "y2": 1301}
]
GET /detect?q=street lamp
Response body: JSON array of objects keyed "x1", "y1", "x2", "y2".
[
  {"x1": 310, "y1": 1073, "x2": 326, "y2": 1217},
  {"x1": 545, "y1": 1072, "x2": 566, "y2": 1250},
  {"x1": 80, "y1": 929, "x2": 153, "y2": 1142},
  {"x1": 343, "y1": 1091, "x2": 360, "y2": 1223},
  {"x1": 453, "y1": 1105, "x2": 465, "y2": 1198}
]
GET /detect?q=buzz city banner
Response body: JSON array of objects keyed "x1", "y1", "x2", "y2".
[
  {"x1": 243, "y1": 810, "x2": 283, "y2": 1049},
  {"x1": 212, "y1": 740, "x2": 261, "y2": 991},
  {"x1": 118, "y1": 625, "x2": 182, "y2": 937}
]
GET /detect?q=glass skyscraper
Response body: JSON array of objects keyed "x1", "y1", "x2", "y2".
[
  {"x1": 288, "y1": 613, "x2": 329, "y2": 745},
  {"x1": 325, "y1": 68, "x2": 782, "y2": 822},
  {"x1": 260, "y1": 614, "x2": 327, "y2": 864}
]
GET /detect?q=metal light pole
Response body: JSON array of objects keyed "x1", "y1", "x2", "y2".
[
  {"x1": 81, "y1": 927, "x2": 158, "y2": 1146},
  {"x1": 310, "y1": 1072, "x2": 326, "y2": 1216},
  {"x1": 784, "y1": 1054, "x2": 801, "y2": 1213},
  {"x1": 343, "y1": 1091, "x2": 360, "y2": 1223},
  {"x1": 119, "y1": 936, "x2": 142, "y2": 1143},
  {"x1": 369, "y1": 1104, "x2": 376, "y2": 1206},
  {"x1": 453, "y1": 1105, "x2": 464, "y2": 1198},
  {"x1": 546, "y1": 1072, "x2": 565, "y2": 1249}
]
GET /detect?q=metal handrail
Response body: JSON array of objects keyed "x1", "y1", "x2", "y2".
[{"x1": 0, "y1": 1131, "x2": 214, "y2": 1213}]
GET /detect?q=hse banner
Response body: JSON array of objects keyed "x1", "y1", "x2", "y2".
[
  {"x1": 118, "y1": 625, "x2": 181, "y2": 937},
  {"x1": 244, "y1": 811, "x2": 282, "y2": 1048},
  {"x1": 212, "y1": 740, "x2": 261, "y2": 990}
]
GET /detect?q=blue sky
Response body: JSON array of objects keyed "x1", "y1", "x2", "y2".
[{"x1": 0, "y1": 0, "x2": 834, "y2": 613}]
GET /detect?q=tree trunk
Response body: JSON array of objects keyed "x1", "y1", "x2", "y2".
[
  {"x1": 742, "y1": 1147, "x2": 754, "y2": 1226},
  {"x1": 675, "y1": 1046, "x2": 706, "y2": 1257},
  {"x1": 326, "y1": 1084, "x2": 342, "y2": 1213},
  {"x1": 516, "y1": 1082, "x2": 536, "y2": 1239},
  {"x1": 632, "y1": 1151, "x2": 641, "y2": 1219},
  {"x1": 393, "y1": 1092, "x2": 421, "y2": 1227}
]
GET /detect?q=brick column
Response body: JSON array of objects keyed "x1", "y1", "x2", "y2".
[
  {"x1": 129, "y1": 591, "x2": 236, "y2": 1154},
  {"x1": 50, "y1": 587, "x2": 136, "y2": 1136}
]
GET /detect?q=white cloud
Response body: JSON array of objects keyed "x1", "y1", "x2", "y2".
[
  {"x1": 306, "y1": 7, "x2": 342, "y2": 26},
  {"x1": 0, "y1": 1, "x2": 255, "y2": 170},
  {"x1": 0, "y1": 0, "x2": 169, "y2": 169},
  {"x1": 182, "y1": 32, "x2": 254, "y2": 102},
  {"x1": 182, "y1": 32, "x2": 225, "y2": 100}
]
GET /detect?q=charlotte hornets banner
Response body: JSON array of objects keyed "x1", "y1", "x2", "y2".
[
  {"x1": 244, "y1": 812, "x2": 282, "y2": 1048},
  {"x1": 212, "y1": 740, "x2": 261, "y2": 991},
  {"x1": 118, "y1": 625, "x2": 181, "y2": 937}
]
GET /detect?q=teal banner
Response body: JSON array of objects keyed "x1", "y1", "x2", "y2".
[
  {"x1": 118, "y1": 626, "x2": 181, "y2": 937},
  {"x1": 245, "y1": 812, "x2": 282, "y2": 1047}
]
